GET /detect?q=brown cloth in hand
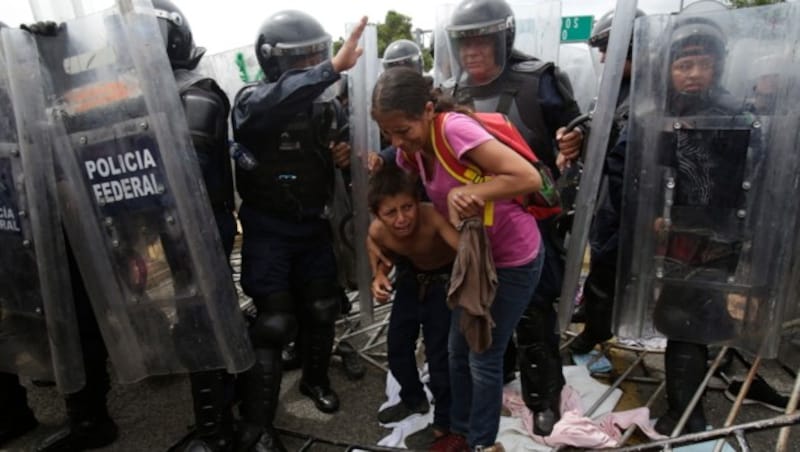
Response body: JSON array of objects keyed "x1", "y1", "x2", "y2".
[{"x1": 447, "y1": 217, "x2": 498, "y2": 353}]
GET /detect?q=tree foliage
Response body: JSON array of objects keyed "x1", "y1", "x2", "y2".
[{"x1": 332, "y1": 11, "x2": 433, "y2": 71}]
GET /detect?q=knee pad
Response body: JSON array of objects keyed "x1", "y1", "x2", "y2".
[
  {"x1": 249, "y1": 312, "x2": 297, "y2": 348},
  {"x1": 306, "y1": 297, "x2": 339, "y2": 326},
  {"x1": 301, "y1": 280, "x2": 340, "y2": 325}
]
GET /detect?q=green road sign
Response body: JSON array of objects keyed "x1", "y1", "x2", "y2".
[{"x1": 561, "y1": 15, "x2": 593, "y2": 43}]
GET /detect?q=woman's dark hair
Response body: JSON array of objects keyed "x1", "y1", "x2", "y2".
[
  {"x1": 371, "y1": 67, "x2": 471, "y2": 120},
  {"x1": 367, "y1": 164, "x2": 419, "y2": 214}
]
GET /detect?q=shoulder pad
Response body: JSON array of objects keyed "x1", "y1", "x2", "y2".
[
  {"x1": 233, "y1": 82, "x2": 260, "y2": 105},
  {"x1": 511, "y1": 59, "x2": 552, "y2": 74}
]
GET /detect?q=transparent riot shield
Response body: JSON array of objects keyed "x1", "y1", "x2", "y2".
[
  {"x1": 346, "y1": 22, "x2": 380, "y2": 323},
  {"x1": 778, "y1": 294, "x2": 800, "y2": 369},
  {"x1": 558, "y1": 44, "x2": 600, "y2": 114},
  {"x1": 432, "y1": 3, "x2": 455, "y2": 87},
  {"x1": 0, "y1": 28, "x2": 85, "y2": 393},
  {"x1": 197, "y1": 44, "x2": 263, "y2": 111},
  {"x1": 557, "y1": 0, "x2": 638, "y2": 333},
  {"x1": 615, "y1": 4, "x2": 800, "y2": 357},
  {"x1": 512, "y1": 0, "x2": 561, "y2": 64},
  {"x1": 36, "y1": 0, "x2": 253, "y2": 383},
  {"x1": 30, "y1": 0, "x2": 114, "y2": 22},
  {"x1": 433, "y1": 0, "x2": 561, "y2": 88}
]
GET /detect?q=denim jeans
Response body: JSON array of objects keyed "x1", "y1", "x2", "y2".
[
  {"x1": 387, "y1": 261, "x2": 452, "y2": 430},
  {"x1": 448, "y1": 249, "x2": 545, "y2": 448}
]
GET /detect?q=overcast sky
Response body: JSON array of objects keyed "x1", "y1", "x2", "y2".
[{"x1": 3, "y1": 0, "x2": 693, "y2": 54}]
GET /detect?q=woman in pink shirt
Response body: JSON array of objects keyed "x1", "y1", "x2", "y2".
[{"x1": 371, "y1": 67, "x2": 545, "y2": 451}]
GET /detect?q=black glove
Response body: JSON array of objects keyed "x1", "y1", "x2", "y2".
[{"x1": 20, "y1": 21, "x2": 60, "y2": 36}]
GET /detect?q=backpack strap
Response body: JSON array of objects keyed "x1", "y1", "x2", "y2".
[{"x1": 431, "y1": 112, "x2": 496, "y2": 226}]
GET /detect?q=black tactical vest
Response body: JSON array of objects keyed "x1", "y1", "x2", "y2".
[
  {"x1": 454, "y1": 60, "x2": 557, "y2": 171},
  {"x1": 236, "y1": 102, "x2": 337, "y2": 219}
]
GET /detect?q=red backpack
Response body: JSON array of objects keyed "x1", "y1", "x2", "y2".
[{"x1": 401, "y1": 112, "x2": 561, "y2": 224}]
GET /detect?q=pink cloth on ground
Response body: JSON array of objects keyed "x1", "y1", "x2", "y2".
[
  {"x1": 503, "y1": 385, "x2": 666, "y2": 448},
  {"x1": 395, "y1": 112, "x2": 540, "y2": 268}
]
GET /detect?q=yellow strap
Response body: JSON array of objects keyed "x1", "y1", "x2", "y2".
[{"x1": 433, "y1": 113, "x2": 495, "y2": 227}]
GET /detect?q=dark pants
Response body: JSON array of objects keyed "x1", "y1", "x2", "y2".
[
  {"x1": 0, "y1": 373, "x2": 33, "y2": 422},
  {"x1": 505, "y1": 218, "x2": 564, "y2": 376},
  {"x1": 238, "y1": 205, "x2": 337, "y2": 299},
  {"x1": 581, "y1": 250, "x2": 618, "y2": 340},
  {"x1": 387, "y1": 262, "x2": 452, "y2": 430},
  {"x1": 65, "y1": 243, "x2": 111, "y2": 419}
]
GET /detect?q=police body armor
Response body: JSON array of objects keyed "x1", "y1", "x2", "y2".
[
  {"x1": 174, "y1": 69, "x2": 234, "y2": 214},
  {"x1": 615, "y1": 6, "x2": 800, "y2": 357},
  {"x1": 452, "y1": 59, "x2": 567, "y2": 172},
  {"x1": 34, "y1": 4, "x2": 253, "y2": 382},
  {"x1": 236, "y1": 100, "x2": 336, "y2": 219}
]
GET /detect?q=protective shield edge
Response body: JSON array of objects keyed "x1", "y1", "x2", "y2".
[
  {"x1": 346, "y1": 22, "x2": 379, "y2": 324},
  {"x1": 1, "y1": 28, "x2": 86, "y2": 393},
  {"x1": 120, "y1": 0, "x2": 254, "y2": 374},
  {"x1": 557, "y1": 0, "x2": 638, "y2": 334}
]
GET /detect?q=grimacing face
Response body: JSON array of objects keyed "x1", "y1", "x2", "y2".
[
  {"x1": 373, "y1": 102, "x2": 434, "y2": 155},
  {"x1": 376, "y1": 192, "x2": 419, "y2": 239},
  {"x1": 671, "y1": 52, "x2": 716, "y2": 94}
]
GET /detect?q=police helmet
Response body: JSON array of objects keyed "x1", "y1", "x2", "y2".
[
  {"x1": 383, "y1": 39, "x2": 423, "y2": 73},
  {"x1": 151, "y1": 0, "x2": 204, "y2": 69},
  {"x1": 669, "y1": 16, "x2": 726, "y2": 67},
  {"x1": 255, "y1": 10, "x2": 332, "y2": 82},
  {"x1": 588, "y1": 9, "x2": 645, "y2": 55},
  {"x1": 447, "y1": 0, "x2": 515, "y2": 62}
]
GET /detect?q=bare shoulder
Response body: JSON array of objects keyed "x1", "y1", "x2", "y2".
[
  {"x1": 368, "y1": 218, "x2": 388, "y2": 243},
  {"x1": 419, "y1": 203, "x2": 447, "y2": 227},
  {"x1": 419, "y1": 202, "x2": 443, "y2": 220}
]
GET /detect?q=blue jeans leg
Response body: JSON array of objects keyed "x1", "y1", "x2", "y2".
[
  {"x1": 448, "y1": 251, "x2": 544, "y2": 448},
  {"x1": 420, "y1": 277, "x2": 452, "y2": 430},
  {"x1": 387, "y1": 265, "x2": 427, "y2": 406}
]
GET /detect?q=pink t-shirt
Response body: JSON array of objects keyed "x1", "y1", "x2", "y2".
[{"x1": 396, "y1": 112, "x2": 541, "y2": 268}]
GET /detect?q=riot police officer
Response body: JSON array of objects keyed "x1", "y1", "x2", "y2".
[
  {"x1": 567, "y1": 8, "x2": 645, "y2": 356},
  {"x1": 444, "y1": 0, "x2": 583, "y2": 436},
  {"x1": 612, "y1": 15, "x2": 742, "y2": 435},
  {"x1": 0, "y1": 20, "x2": 42, "y2": 447},
  {"x1": 230, "y1": 11, "x2": 366, "y2": 452},
  {"x1": 147, "y1": 1, "x2": 242, "y2": 451},
  {"x1": 383, "y1": 38, "x2": 424, "y2": 72}
]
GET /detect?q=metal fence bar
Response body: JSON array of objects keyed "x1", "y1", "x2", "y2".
[
  {"x1": 775, "y1": 365, "x2": 800, "y2": 452},
  {"x1": 712, "y1": 355, "x2": 763, "y2": 452},
  {"x1": 587, "y1": 350, "x2": 649, "y2": 417},
  {"x1": 618, "y1": 380, "x2": 667, "y2": 446},
  {"x1": 665, "y1": 346, "x2": 730, "y2": 451},
  {"x1": 613, "y1": 412, "x2": 800, "y2": 451}
]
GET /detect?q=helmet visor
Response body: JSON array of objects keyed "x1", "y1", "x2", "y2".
[
  {"x1": 272, "y1": 35, "x2": 332, "y2": 73},
  {"x1": 446, "y1": 27, "x2": 506, "y2": 87}
]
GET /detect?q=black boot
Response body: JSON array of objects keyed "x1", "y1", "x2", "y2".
[
  {"x1": 170, "y1": 370, "x2": 236, "y2": 452},
  {"x1": 0, "y1": 373, "x2": 38, "y2": 446},
  {"x1": 236, "y1": 349, "x2": 287, "y2": 452},
  {"x1": 36, "y1": 389, "x2": 118, "y2": 452},
  {"x1": 502, "y1": 338, "x2": 518, "y2": 384},
  {"x1": 655, "y1": 340, "x2": 708, "y2": 436},
  {"x1": 569, "y1": 263, "x2": 615, "y2": 355},
  {"x1": 334, "y1": 341, "x2": 365, "y2": 381},
  {"x1": 519, "y1": 343, "x2": 564, "y2": 436},
  {"x1": 299, "y1": 324, "x2": 339, "y2": 413},
  {"x1": 281, "y1": 342, "x2": 301, "y2": 371}
]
